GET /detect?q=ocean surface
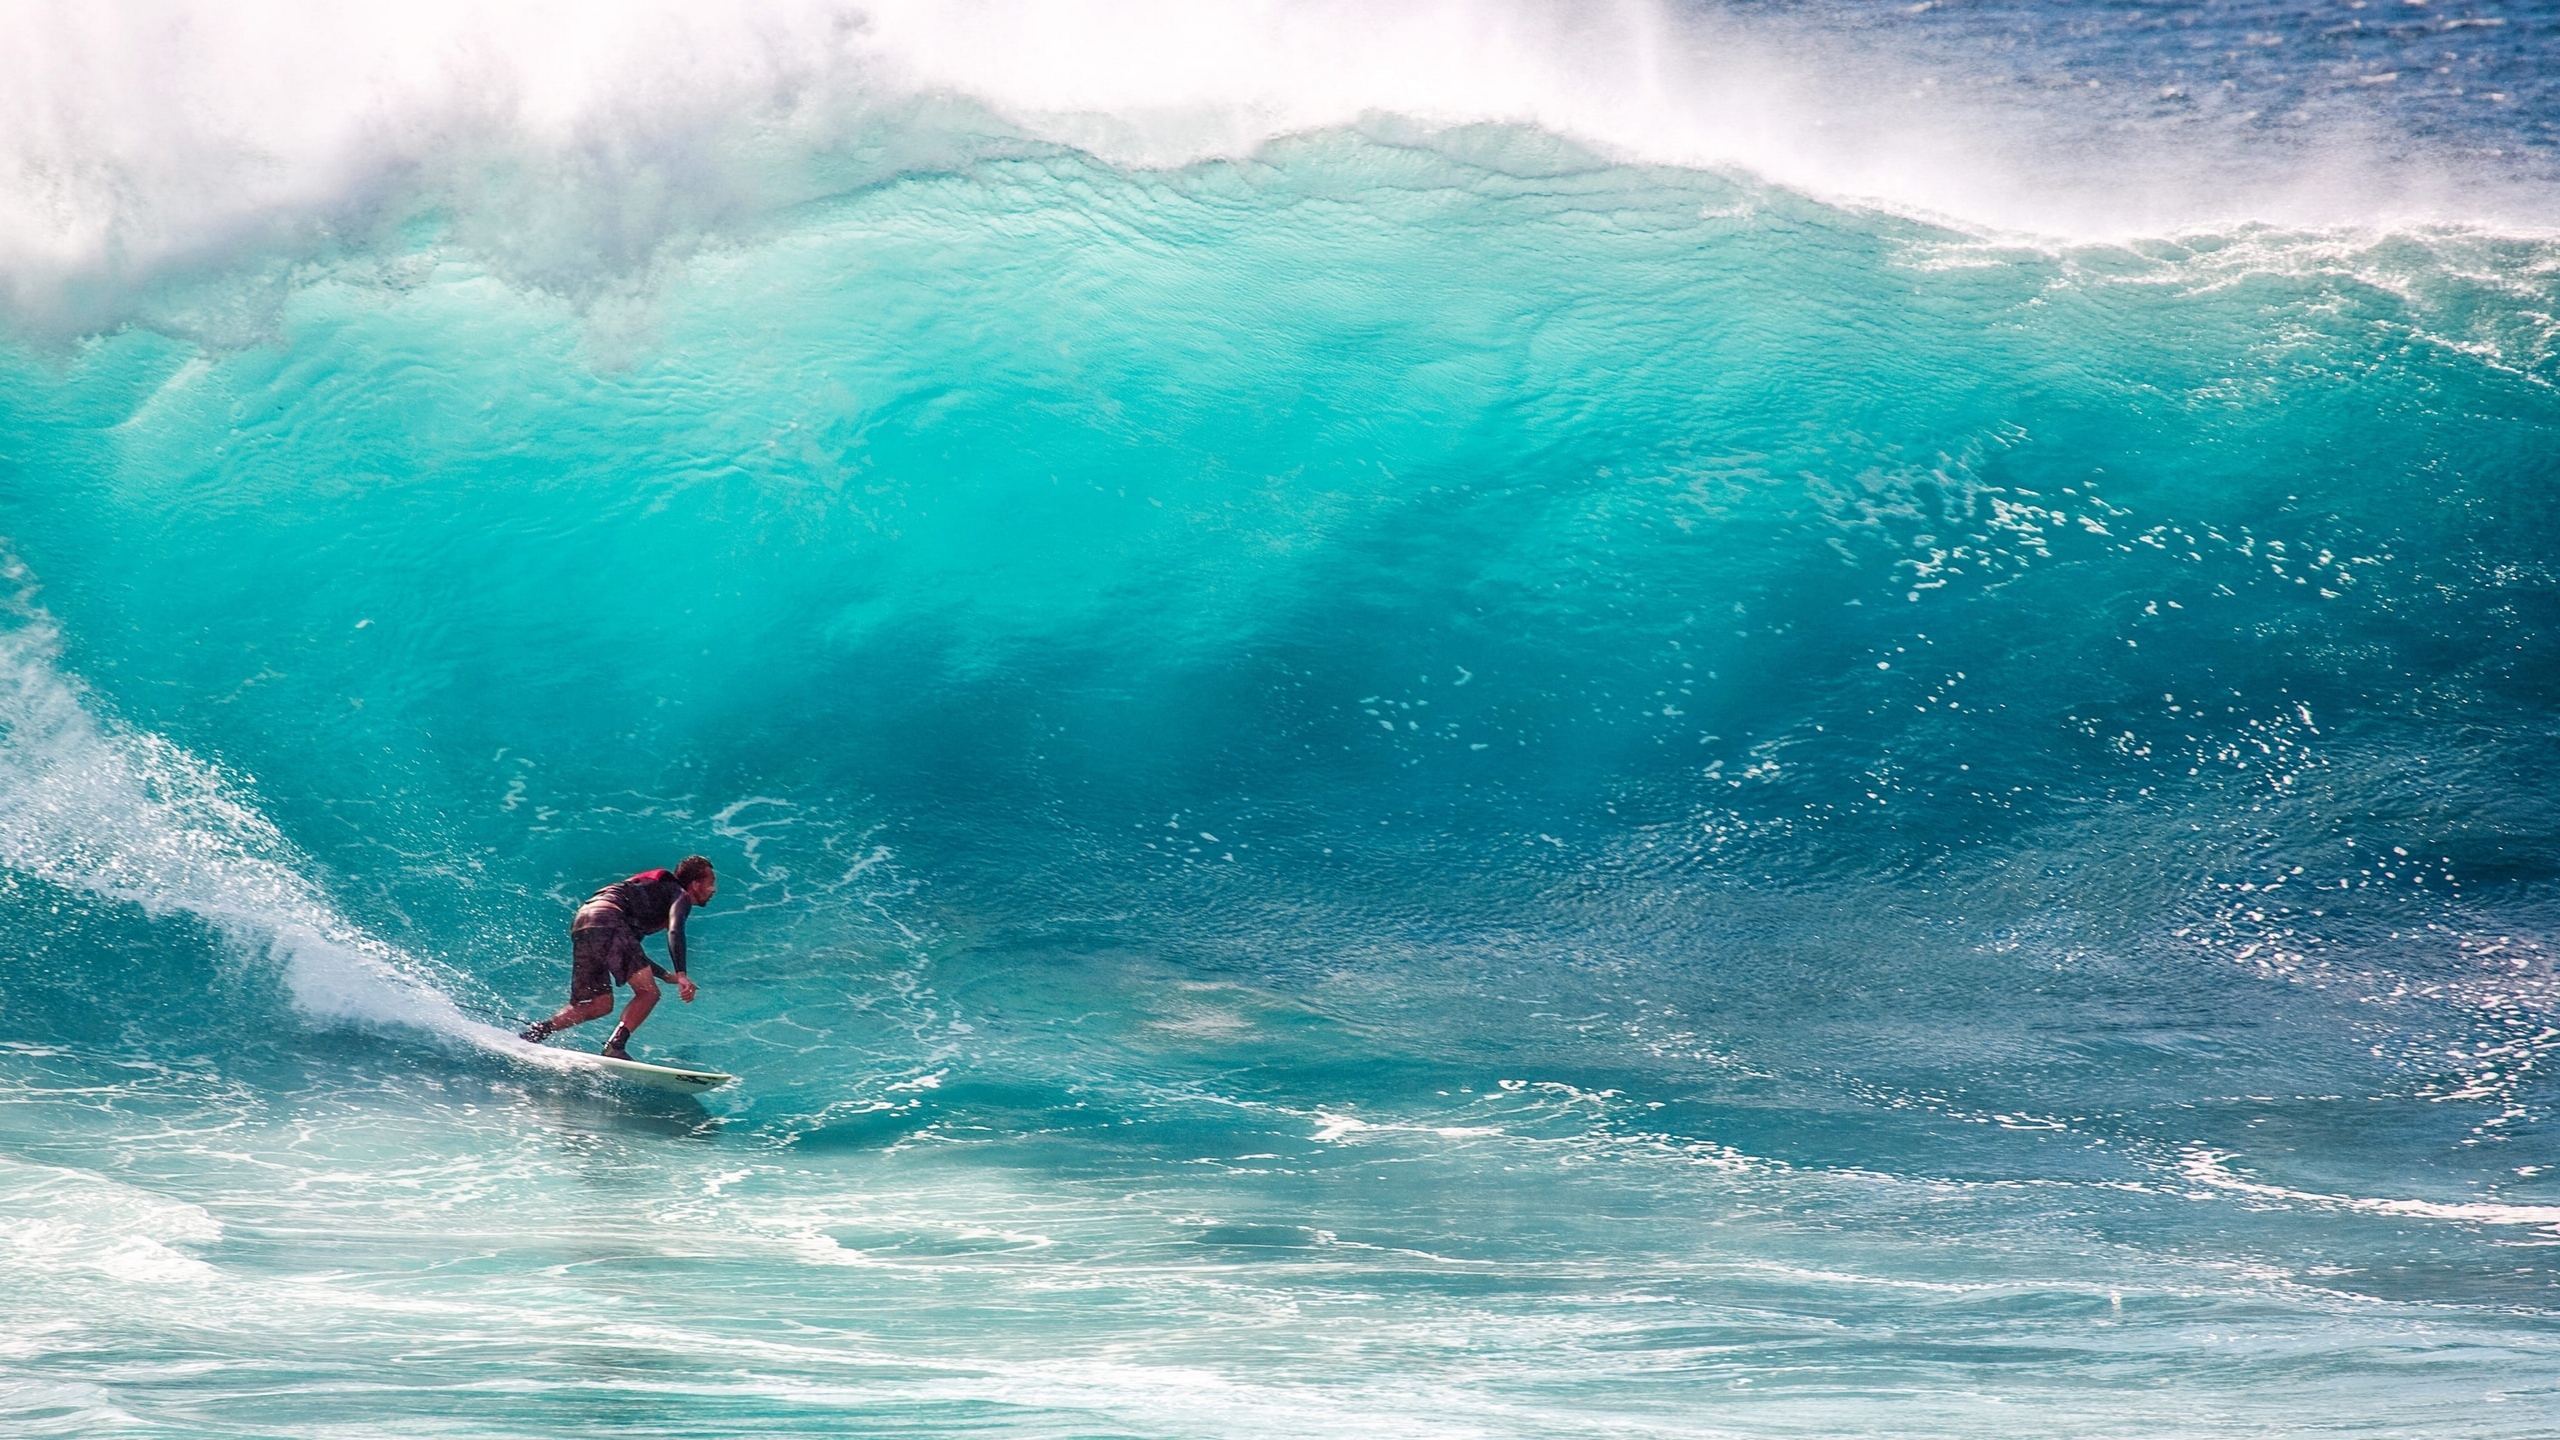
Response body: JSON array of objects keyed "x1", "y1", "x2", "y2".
[{"x1": 2, "y1": 2, "x2": 2557, "y2": 1434}]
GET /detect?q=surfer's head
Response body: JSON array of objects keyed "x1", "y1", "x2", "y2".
[{"x1": 676, "y1": 854, "x2": 716, "y2": 905}]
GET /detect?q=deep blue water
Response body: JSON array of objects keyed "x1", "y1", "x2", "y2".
[{"x1": 2, "y1": 2, "x2": 2556, "y2": 1435}]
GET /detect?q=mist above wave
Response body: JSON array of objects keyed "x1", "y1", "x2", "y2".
[{"x1": 4, "y1": 0, "x2": 2549, "y2": 338}]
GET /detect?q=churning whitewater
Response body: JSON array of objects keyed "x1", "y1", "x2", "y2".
[{"x1": 2, "y1": 1, "x2": 2556, "y2": 1435}]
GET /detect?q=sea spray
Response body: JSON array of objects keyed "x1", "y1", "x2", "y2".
[{"x1": 0, "y1": 562, "x2": 482, "y2": 1034}]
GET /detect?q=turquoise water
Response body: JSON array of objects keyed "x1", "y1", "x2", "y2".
[{"x1": 4, "y1": 3, "x2": 2559, "y2": 1435}]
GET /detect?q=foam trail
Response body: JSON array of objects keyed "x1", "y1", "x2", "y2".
[{"x1": 0, "y1": 561, "x2": 474, "y2": 1037}]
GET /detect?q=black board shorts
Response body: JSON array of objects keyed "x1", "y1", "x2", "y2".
[{"x1": 569, "y1": 922, "x2": 650, "y2": 1004}]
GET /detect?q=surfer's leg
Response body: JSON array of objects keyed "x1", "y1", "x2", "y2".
[
  {"x1": 529, "y1": 930, "x2": 622, "y2": 1036},
  {"x1": 616, "y1": 968, "x2": 661, "y2": 1030},
  {"x1": 534, "y1": 994, "x2": 613, "y2": 1032},
  {"x1": 602, "y1": 967, "x2": 658, "y2": 1059}
]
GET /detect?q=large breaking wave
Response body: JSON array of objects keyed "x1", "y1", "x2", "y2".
[{"x1": 2, "y1": 2, "x2": 2557, "y2": 1435}]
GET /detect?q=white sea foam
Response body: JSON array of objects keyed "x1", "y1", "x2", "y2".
[
  {"x1": 2181, "y1": 1148, "x2": 2560, "y2": 1230},
  {"x1": 1307, "y1": 1110, "x2": 1502, "y2": 1144},
  {"x1": 2, "y1": 0, "x2": 2547, "y2": 334},
  {"x1": 0, "y1": 567, "x2": 478, "y2": 1038},
  {"x1": 0, "y1": 1154, "x2": 220, "y2": 1284}
]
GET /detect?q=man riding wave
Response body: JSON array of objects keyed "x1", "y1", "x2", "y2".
[{"x1": 520, "y1": 855, "x2": 716, "y2": 1059}]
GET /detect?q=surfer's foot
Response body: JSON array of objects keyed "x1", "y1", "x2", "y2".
[
  {"x1": 600, "y1": 1025, "x2": 633, "y2": 1061},
  {"x1": 518, "y1": 1019, "x2": 555, "y2": 1044}
]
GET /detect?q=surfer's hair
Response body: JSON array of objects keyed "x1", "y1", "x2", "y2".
[{"x1": 675, "y1": 855, "x2": 715, "y2": 886}]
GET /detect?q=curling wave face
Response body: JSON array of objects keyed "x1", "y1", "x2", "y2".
[{"x1": 1, "y1": 3, "x2": 2558, "y2": 1435}]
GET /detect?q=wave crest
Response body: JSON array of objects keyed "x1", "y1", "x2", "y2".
[{"x1": 8, "y1": 0, "x2": 2551, "y2": 339}]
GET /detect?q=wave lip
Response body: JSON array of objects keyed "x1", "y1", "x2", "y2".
[{"x1": 9, "y1": 0, "x2": 2555, "y2": 338}]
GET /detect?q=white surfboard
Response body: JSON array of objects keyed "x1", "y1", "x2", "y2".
[
  {"x1": 483, "y1": 1023, "x2": 736, "y2": 1094},
  {"x1": 571, "y1": 1052, "x2": 736, "y2": 1093}
]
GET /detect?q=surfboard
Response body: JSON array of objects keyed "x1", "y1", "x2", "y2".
[
  {"x1": 576, "y1": 1050, "x2": 737, "y2": 1091},
  {"x1": 488, "y1": 1023, "x2": 734, "y2": 1094},
  {"x1": 504, "y1": 1030, "x2": 737, "y2": 1086}
]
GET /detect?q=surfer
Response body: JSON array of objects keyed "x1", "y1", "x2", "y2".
[{"x1": 518, "y1": 856, "x2": 716, "y2": 1059}]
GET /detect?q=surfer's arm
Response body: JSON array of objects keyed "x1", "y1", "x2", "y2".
[
  {"x1": 664, "y1": 892, "x2": 698, "y2": 1000},
  {"x1": 666, "y1": 892, "x2": 692, "y2": 974}
]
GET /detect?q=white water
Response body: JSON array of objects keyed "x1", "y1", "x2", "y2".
[
  {"x1": 0, "y1": 577, "x2": 474, "y2": 1035},
  {"x1": 5, "y1": 0, "x2": 2546, "y2": 335}
]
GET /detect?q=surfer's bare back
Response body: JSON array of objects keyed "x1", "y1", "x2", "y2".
[{"x1": 520, "y1": 855, "x2": 717, "y2": 1058}]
